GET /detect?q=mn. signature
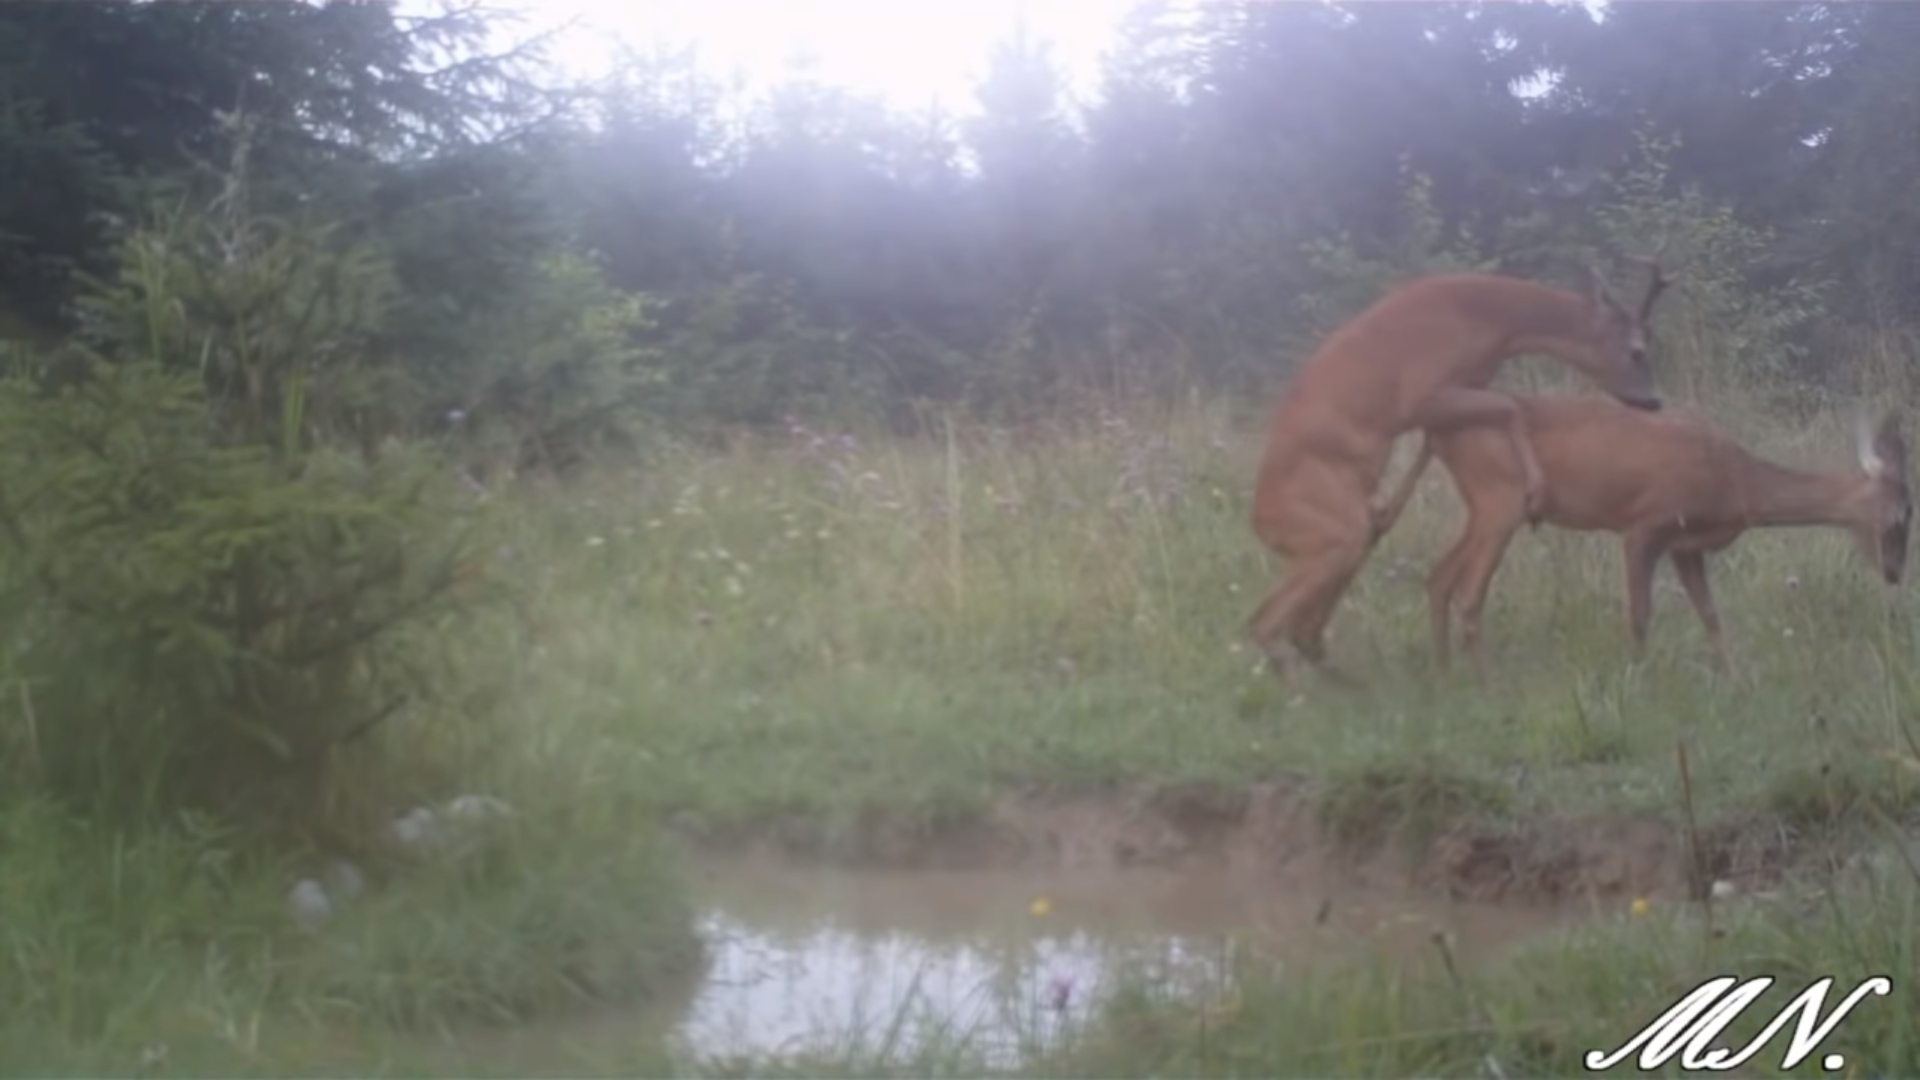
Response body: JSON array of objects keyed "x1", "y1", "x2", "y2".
[{"x1": 1584, "y1": 975, "x2": 1892, "y2": 1072}]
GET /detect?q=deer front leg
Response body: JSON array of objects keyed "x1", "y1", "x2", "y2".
[{"x1": 1408, "y1": 389, "x2": 1545, "y2": 526}]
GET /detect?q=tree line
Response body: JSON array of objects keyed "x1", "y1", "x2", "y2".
[{"x1": 3, "y1": 1, "x2": 1915, "y2": 450}]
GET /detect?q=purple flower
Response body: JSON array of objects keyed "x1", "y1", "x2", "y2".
[{"x1": 1047, "y1": 974, "x2": 1075, "y2": 1012}]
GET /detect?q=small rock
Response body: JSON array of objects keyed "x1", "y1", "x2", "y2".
[
  {"x1": 390, "y1": 806, "x2": 442, "y2": 854},
  {"x1": 1710, "y1": 878, "x2": 1737, "y2": 900},
  {"x1": 288, "y1": 878, "x2": 332, "y2": 928}
]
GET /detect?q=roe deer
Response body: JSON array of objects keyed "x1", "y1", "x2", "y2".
[
  {"x1": 1371, "y1": 398, "x2": 1910, "y2": 679},
  {"x1": 1247, "y1": 264, "x2": 1670, "y2": 684}
]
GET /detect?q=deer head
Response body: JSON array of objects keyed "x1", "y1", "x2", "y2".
[
  {"x1": 1580, "y1": 260, "x2": 1671, "y2": 413},
  {"x1": 1854, "y1": 410, "x2": 1912, "y2": 584}
]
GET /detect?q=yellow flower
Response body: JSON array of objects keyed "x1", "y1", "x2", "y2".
[
  {"x1": 1029, "y1": 897, "x2": 1052, "y2": 918},
  {"x1": 1630, "y1": 897, "x2": 1650, "y2": 917}
]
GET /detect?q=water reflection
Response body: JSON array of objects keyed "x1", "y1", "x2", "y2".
[
  {"x1": 679, "y1": 910, "x2": 1231, "y2": 1066},
  {"x1": 662, "y1": 855, "x2": 1564, "y2": 1068}
]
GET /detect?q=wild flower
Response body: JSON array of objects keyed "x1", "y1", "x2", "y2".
[{"x1": 1047, "y1": 974, "x2": 1075, "y2": 1012}]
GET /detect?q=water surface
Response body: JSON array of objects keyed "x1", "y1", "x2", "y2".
[{"x1": 460, "y1": 854, "x2": 1573, "y2": 1071}]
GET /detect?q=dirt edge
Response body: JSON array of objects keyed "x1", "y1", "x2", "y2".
[{"x1": 671, "y1": 778, "x2": 1801, "y2": 907}]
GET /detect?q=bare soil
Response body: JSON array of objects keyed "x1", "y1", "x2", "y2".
[{"x1": 676, "y1": 778, "x2": 1802, "y2": 908}]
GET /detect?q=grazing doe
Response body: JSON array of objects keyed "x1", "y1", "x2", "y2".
[
  {"x1": 1246, "y1": 264, "x2": 1670, "y2": 685},
  {"x1": 1371, "y1": 397, "x2": 1911, "y2": 678}
]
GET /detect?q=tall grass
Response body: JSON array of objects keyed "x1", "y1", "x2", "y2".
[{"x1": 485, "y1": 379, "x2": 1920, "y2": 834}]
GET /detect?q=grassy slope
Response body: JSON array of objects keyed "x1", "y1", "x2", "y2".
[{"x1": 8, "y1": 390, "x2": 1920, "y2": 1075}]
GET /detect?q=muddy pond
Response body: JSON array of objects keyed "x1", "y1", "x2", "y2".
[{"x1": 428, "y1": 853, "x2": 1580, "y2": 1072}]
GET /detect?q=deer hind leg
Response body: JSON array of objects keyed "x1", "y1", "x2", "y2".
[
  {"x1": 1285, "y1": 542, "x2": 1375, "y2": 685},
  {"x1": 1408, "y1": 388, "x2": 1546, "y2": 526},
  {"x1": 1246, "y1": 570, "x2": 1318, "y2": 678},
  {"x1": 1247, "y1": 545, "x2": 1367, "y2": 686},
  {"x1": 1424, "y1": 524, "x2": 1476, "y2": 674},
  {"x1": 1247, "y1": 470, "x2": 1375, "y2": 685},
  {"x1": 1447, "y1": 510, "x2": 1526, "y2": 685},
  {"x1": 1669, "y1": 549, "x2": 1730, "y2": 673}
]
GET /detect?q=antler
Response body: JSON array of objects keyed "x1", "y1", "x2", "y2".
[
  {"x1": 1860, "y1": 408, "x2": 1908, "y2": 480},
  {"x1": 1623, "y1": 236, "x2": 1675, "y2": 325},
  {"x1": 1857, "y1": 408, "x2": 1883, "y2": 478},
  {"x1": 1584, "y1": 263, "x2": 1614, "y2": 307},
  {"x1": 1635, "y1": 260, "x2": 1671, "y2": 325}
]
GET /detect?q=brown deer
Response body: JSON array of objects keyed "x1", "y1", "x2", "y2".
[
  {"x1": 1247, "y1": 264, "x2": 1670, "y2": 684},
  {"x1": 1369, "y1": 397, "x2": 1911, "y2": 679}
]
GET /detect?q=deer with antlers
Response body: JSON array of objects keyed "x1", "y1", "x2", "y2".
[
  {"x1": 1368, "y1": 397, "x2": 1911, "y2": 680},
  {"x1": 1246, "y1": 263, "x2": 1671, "y2": 684}
]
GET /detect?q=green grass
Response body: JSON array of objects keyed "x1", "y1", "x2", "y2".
[
  {"x1": 8, "y1": 389, "x2": 1920, "y2": 1075},
  {"x1": 485, "y1": 393, "x2": 1920, "y2": 836}
]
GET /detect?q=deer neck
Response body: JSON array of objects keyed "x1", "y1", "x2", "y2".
[{"x1": 1731, "y1": 454, "x2": 1864, "y2": 529}]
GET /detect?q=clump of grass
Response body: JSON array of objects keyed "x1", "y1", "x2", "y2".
[
  {"x1": 0, "y1": 782, "x2": 702, "y2": 1071},
  {"x1": 0, "y1": 796, "x2": 288, "y2": 1072},
  {"x1": 1764, "y1": 755, "x2": 1920, "y2": 834},
  {"x1": 1314, "y1": 756, "x2": 1513, "y2": 857},
  {"x1": 286, "y1": 810, "x2": 701, "y2": 1030}
]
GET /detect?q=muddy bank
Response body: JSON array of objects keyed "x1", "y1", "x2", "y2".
[{"x1": 671, "y1": 778, "x2": 1800, "y2": 907}]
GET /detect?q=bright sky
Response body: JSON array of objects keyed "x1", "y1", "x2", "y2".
[{"x1": 484, "y1": 0, "x2": 1134, "y2": 114}]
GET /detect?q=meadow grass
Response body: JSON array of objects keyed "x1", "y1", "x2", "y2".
[
  {"x1": 7, "y1": 383, "x2": 1920, "y2": 1075},
  {"x1": 490, "y1": 387, "x2": 1920, "y2": 838}
]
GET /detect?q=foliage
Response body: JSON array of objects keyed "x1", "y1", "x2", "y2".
[
  {"x1": 0, "y1": 0, "x2": 553, "y2": 335},
  {"x1": 440, "y1": 247, "x2": 664, "y2": 476},
  {"x1": 0, "y1": 150, "x2": 489, "y2": 837},
  {"x1": 1294, "y1": 161, "x2": 1498, "y2": 346},
  {"x1": 70, "y1": 174, "x2": 403, "y2": 451},
  {"x1": 0, "y1": 349, "x2": 482, "y2": 834},
  {"x1": 1591, "y1": 130, "x2": 1829, "y2": 405}
]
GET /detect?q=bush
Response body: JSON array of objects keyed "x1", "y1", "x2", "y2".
[
  {"x1": 0, "y1": 154, "x2": 490, "y2": 843},
  {"x1": 0, "y1": 349, "x2": 485, "y2": 840}
]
